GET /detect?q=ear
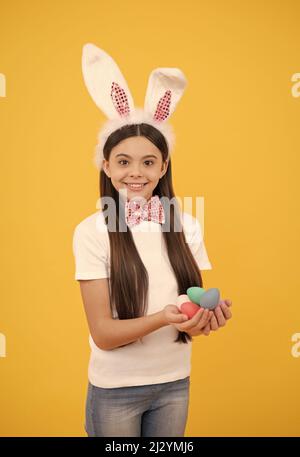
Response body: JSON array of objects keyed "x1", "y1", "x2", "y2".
[
  {"x1": 102, "y1": 159, "x2": 111, "y2": 178},
  {"x1": 144, "y1": 68, "x2": 187, "y2": 122},
  {"x1": 160, "y1": 158, "x2": 169, "y2": 178},
  {"x1": 82, "y1": 43, "x2": 135, "y2": 119}
]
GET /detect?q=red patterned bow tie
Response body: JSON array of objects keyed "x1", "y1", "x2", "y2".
[{"x1": 125, "y1": 195, "x2": 165, "y2": 228}]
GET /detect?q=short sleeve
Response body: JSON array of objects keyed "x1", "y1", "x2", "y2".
[
  {"x1": 72, "y1": 218, "x2": 109, "y2": 280},
  {"x1": 183, "y1": 214, "x2": 212, "y2": 270}
]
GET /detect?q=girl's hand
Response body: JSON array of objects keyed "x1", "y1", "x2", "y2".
[
  {"x1": 163, "y1": 305, "x2": 213, "y2": 334},
  {"x1": 196, "y1": 298, "x2": 233, "y2": 337},
  {"x1": 162, "y1": 304, "x2": 190, "y2": 326},
  {"x1": 213, "y1": 298, "x2": 232, "y2": 327}
]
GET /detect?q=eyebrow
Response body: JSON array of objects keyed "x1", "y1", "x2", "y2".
[{"x1": 115, "y1": 153, "x2": 158, "y2": 159}]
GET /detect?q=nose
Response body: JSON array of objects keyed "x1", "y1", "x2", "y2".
[{"x1": 128, "y1": 163, "x2": 143, "y2": 177}]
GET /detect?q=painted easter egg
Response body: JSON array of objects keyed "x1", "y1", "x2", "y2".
[
  {"x1": 180, "y1": 302, "x2": 201, "y2": 319},
  {"x1": 176, "y1": 294, "x2": 190, "y2": 309},
  {"x1": 187, "y1": 287, "x2": 206, "y2": 305},
  {"x1": 199, "y1": 288, "x2": 220, "y2": 310}
]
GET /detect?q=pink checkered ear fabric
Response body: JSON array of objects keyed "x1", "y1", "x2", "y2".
[
  {"x1": 125, "y1": 195, "x2": 165, "y2": 228},
  {"x1": 81, "y1": 43, "x2": 187, "y2": 170}
]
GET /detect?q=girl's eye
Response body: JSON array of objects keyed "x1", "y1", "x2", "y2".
[{"x1": 118, "y1": 160, "x2": 154, "y2": 166}]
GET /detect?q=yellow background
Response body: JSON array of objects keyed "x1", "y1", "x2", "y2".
[{"x1": 0, "y1": 0, "x2": 299, "y2": 437}]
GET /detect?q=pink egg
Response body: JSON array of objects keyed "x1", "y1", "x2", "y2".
[{"x1": 180, "y1": 302, "x2": 201, "y2": 319}]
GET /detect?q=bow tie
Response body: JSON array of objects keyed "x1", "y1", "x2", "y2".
[{"x1": 125, "y1": 195, "x2": 165, "y2": 228}]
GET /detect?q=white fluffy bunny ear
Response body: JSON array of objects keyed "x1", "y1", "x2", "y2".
[
  {"x1": 81, "y1": 43, "x2": 135, "y2": 119},
  {"x1": 144, "y1": 68, "x2": 187, "y2": 121}
]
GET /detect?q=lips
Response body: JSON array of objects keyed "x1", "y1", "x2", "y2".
[{"x1": 124, "y1": 182, "x2": 148, "y2": 188}]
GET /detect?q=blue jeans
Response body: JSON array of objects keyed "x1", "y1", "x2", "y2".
[{"x1": 85, "y1": 376, "x2": 190, "y2": 437}]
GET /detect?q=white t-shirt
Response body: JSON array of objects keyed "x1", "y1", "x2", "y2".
[{"x1": 72, "y1": 209, "x2": 212, "y2": 388}]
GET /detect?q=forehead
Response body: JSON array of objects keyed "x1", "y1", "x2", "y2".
[{"x1": 111, "y1": 136, "x2": 161, "y2": 158}]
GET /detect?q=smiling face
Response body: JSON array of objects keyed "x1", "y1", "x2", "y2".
[{"x1": 102, "y1": 136, "x2": 169, "y2": 201}]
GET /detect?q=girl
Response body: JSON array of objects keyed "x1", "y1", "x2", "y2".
[{"x1": 72, "y1": 43, "x2": 232, "y2": 437}]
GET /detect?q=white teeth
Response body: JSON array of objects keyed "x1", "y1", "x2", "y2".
[{"x1": 126, "y1": 183, "x2": 145, "y2": 188}]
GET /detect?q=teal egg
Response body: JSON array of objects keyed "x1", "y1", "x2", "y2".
[
  {"x1": 199, "y1": 288, "x2": 220, "y2": 310},
  {"x1": 187, "y1": 287, "x2": 206, "y2": 305}
]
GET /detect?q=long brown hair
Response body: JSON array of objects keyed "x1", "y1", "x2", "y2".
[{"x1": 99, "y1": 123, "x2": 204, "y2": 344}]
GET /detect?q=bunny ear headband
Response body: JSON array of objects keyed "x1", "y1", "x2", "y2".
[{"x1": 81, "y1": 43, "x2": 187, "y2": 170}]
